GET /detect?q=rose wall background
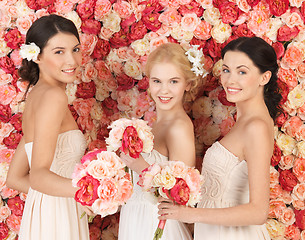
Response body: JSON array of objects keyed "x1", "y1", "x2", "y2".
[{"x1": 0, "y1": 0, "x2": 305, "y2": 239}]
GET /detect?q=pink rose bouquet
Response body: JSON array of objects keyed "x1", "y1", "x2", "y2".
[
  {"x1": 106, "y1": 118, "x2": 154, "y2": 158},
  {"x1": 138, "y1": 160, "x2": 203, "y2": 240},
  {"x1": 72, "y1": 149, "x2": 133, "y2": 219}
]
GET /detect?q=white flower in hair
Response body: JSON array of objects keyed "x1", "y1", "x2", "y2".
[
  {"x1": 185, "y1": 45, "x2": 206, "y2": 77},
  {"x1": 19, "y1": 42, "x2": 40, "y2": 61}
]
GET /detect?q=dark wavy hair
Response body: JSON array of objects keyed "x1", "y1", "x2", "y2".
[
  {"x1": 221, "y1": 37, "x2": 282, "y2": 120},
  {"x1": 18, "y1": 14, "x2": 80, "y2": 95}
]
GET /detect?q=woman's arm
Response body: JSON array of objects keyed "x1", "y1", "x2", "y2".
[
  {"x1": 166, "y1": 119, "x2": 196, "y2": 167},
  {"x1": 6, "y1": 137, "x2": 30, "y2": 193},
  {"x1": 29, "y1": 87, "x2": 78, "y2": 198},
  {"x1": 158, "y1": 119, "x2": 272, "y2": 226}
]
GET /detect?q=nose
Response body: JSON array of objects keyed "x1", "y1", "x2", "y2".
[
  {"x1": 160, "y1": 82, "x2": 169, "y2": 94},
  {"x1": 66, "y1": 52, "x2": 79, "y2": 66}
]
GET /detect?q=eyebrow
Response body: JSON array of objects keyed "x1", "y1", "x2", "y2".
[
  {"x1": 52, "y1": 43, "x2": 81, "y2": 51},
  {"x1": 222, "y1": 64, "x2": 250, "y2": 70}
]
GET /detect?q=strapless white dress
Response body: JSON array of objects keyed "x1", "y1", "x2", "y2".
[
  {"x1": 18, "y1": 130, "x2": 90, "y2": 240},
  {"x1": 118, "y1": 150, "x2": 192, "y2": 240},
  {"x1": 194, "y1": 141, "x2": 270, "y2": 240}
]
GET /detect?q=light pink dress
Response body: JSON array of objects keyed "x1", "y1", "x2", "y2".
[
  {"x1": 194, "y1": 141, "x2": 270, "y2": 240},
  {"x1": 19, "y1": 130, "x2": 90, "y2": 240}
]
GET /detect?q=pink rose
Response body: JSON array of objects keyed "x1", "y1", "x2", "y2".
[
  {"x1": 76, "y1": 0, "x2": 95, "y2": 19},
  {"x1": 181, "y1": 13, "x2": 200, "y2": 32},
  {"x1": 233, "y1": 23, "x2": 255, "y2": 37},
  {"x1": 97, "y1": 177, "x2": 118, "y2": 202},
  {"x1": 10, "y1": 113, "x2": 22, "y2": 132},
  {"x1": 158, "y1": 9, "x2": 181, "y2": 27},
  {"x1": 277, "y1": 25, "x2": 300, "y2": 42},
  {"x1": 0, "y1": 57, "x2": 15, "y2": 75},
  {"x1": 0, "y1": 104, "x2": 11, "y2": 123},
  {"x1": 279, "y1": 155, "x2": 295, "y2": 170},
  {"x1": 3, "y1": 132, "x2": 22, "y2": 149},
  {"x1": 80, "y1": 33, "x2": 98, "y2": 55},
  {"x1": 87, "y1": 160, "x2": 111, "y2": 179},
  {"x1": 279, "y1": 169, "x2": 298, "y2": 192},
  {"x1": 81, "y1": 19, "x2": 102, "y2": 35},
  {"x1": 128, "y1": 20, "x2": 147, "y2": 41},
  {"x1": 4, "y1": 28, "x2": 24, "y2": 50},
  {"x1": 0, "y1": 85, "x2": 16, "y2": 106},
  {"x1": 164, "y1": 178, "x2": 190, "y2": 205},
  {"x1": 76, "y1": 81, "x2": 96, "y2": 99},
  {"x1": 185, "y1": 168, "x2": 201, "y2": 192},
  {"x1": 81, "y1": 149, "x2": 103, "y2": 164},
  {"x1": 6, "y1": 213, "x2": 21, "y2": 233},
  {"x1": 54, "y1": 0, "x2": 74, "y2": 14},
  {"x1": 109, "y1": 29, "x2": 130, "y2": 48},
  {"x1": 73, "y1": 98, "x2": 96, "y2": 117},
  {"x1": 7, "y1": 196, "x2": 24, "y2": 216},
  {"x1": 0, "y1": 223, "x2": 9, "y2": 239},
  {"x1": 142, "y1": 12, "x2": 161, "y2": 31},
  {"x1": 113, "y1": 0, "x2": 132, "y2": 18},
  {"x1": 0, "y1": 149, "x2": 14, "y2": 163},
  {"x1": 219, "y1": 1, "x2": 240, "y2": 24},
  {"x1": 116, "y1": 73, "x2": 135, "y2": 91},
  {"x1": 267, "y1": 0, "x2": 289, "y2": 16},
  {"x1": 178, "y1": 1, "x2": 203, "y2": 17},
  {"x1": 121, "y1": 126, "x2": 143, "y2": 158},
  {"x1": 272, "y1": 42, "x2": 285, "y2": 59},
  {"x1": 0, "y1": 205, "x2": 11, "y2": 222},
  {"x1": 16, "y1": 15, "x2": 33, "y2": 35},
  {"x1": 75, "y1": 175, "x2": 100, "y2": 206},
  {"x1": 293, "y1": 183, "x2": 305, "y2": 201},
  {"x1": 94, "y1": 0, "x2": 112, "y2": 21},
  {"x1": 193, "y1": 21, "x2": 211, "y2": 40},
  {"x1": 91, "y1": 39, "x2": 111, "y2": 60}
]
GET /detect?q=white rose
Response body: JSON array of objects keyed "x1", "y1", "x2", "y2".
[
  {"x1": 102, "y1": 10, "x2": 121, "y2": 33},
  {"x1": 131, "y1": 39, "x2": 150, "y2": 56},
  {"x1": 287, "y1": 85, "x2": 305, "y2": 110},
  {"x1": 265, "y1": 18, "x2": 283, "y2": 42},
  {"x1": 65, "y1": 83, "x2": 77, "y2": 105},
  {"x1": 211, "y1": 21, "x2": 232, "y2": 44},
  {"x1": 203, "y1": 7, "x2": 221, "y2": 25},
  {"x1": 276, "y1": 133, "x2": 297, "y2": 156},
  {"x1": 123, "y1": 60, "x2": 143, "y2": 80}
]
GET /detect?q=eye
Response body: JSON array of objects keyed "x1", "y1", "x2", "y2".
[
  {"x1": 55, "y1": 50, "x2": 63, "y2": 54},
  {"x1": 222, "y1": 68, "x2": 229, "y2": 73},
  {"x1": 152, "y1": 79, "x2": 160, "y2": 83},
  {"x1": 170, "y1": 80, "x2": 178, "y2": 84},
  {"x1": 239, "y1": 71, "x2": 246, "y2": 75},
  {"x1": 73, "y1": 47, "x2": 80, "y2": 53}
]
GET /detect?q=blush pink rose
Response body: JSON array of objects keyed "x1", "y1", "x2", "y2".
[
  {"x1": 0, "y1": 149, "x2": 14, "y2": 163},
  {"x1": 270, "y1": 184, "x2": 283, "y2": 199},
  {"x1": 181, "y1": 13, "x2": 200, "y2": 32},
  {"x1": 113, "y1": 0, "x2": 132, "y2": 18},
  {"x1": 80, "y1": 33, "x2": 98, "y2": 55},
  {"x1": 279, "y1": 207, "x2": 296, "y2": 225},
  {"x1": 0, "y1": 85, "x2": 16, "y2": 105},
  {"x1": 282, "y1": 116, "x2": 303, "y2": 138},
  {"x1": 247, "y1": 10, "x2": 269, "y2": 36},
  {"x1": 16, "y1": 15, "x2": 32, "y2": 35},
  {"x1": 279, "y1": 155, "x2": 295, "y2": 170},
  {"x1": 87, "y1": 160, "x2": 110, "y2": 179},
  {"x1": 73, "y1": 98, "x2": 96, "y2": 117},
  {"x1": 269, "y1": 199, "x2": 286, "y2": 218},
  {"x1": 194, "y1": 20, "x2": 212, "y2": 40},
  {"x1": 296, "y1": 62, "x2": 305, "y2": 80},
  {"x1": 158, "y1": 9, "x2": 181, "y2": 27},
  {"x1": 293, "y1": 183, "x2": 305, "y2": 201},
  {"x1": 0, "y1": 205, "x2": 10, "y2": 222}
]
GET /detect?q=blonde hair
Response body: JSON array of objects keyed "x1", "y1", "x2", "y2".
[{"x1": 145, "y1": 43, "x2": 199, "y2": 100}]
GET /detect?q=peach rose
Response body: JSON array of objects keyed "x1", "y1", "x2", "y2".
[
  {"x1": 0, "y1": 186, "x2": 18, "y2": 200},
  {"x1": 149, "y1": 35, "x2": 168, "y2": 52},
  {"x1": 293, "y1": 157, "x2": 305, "y2": 182},
  {"x1": 282, "y1": 116, "x2": 303, "y2": 138},
  {"x1": 113, "y1": 0, "x2": 132, "y2": 19},
  {"x1": 270, "y1": 184, "x2": 283, "y2": 199},
  {"x1": 270, "y1": 166, "x2": 280, "y2": 185},
  {"x1": 296, "y1": 125, "x2": 305, "y2": 141},
  {"x1": 283, "y1": 11, "x2": 303, "y2": 28},
  {"x1": 293, "y1": 183, "x2": 305, "y2": 201},
  {"x1": 97, "y1": 151, "x2": 124, "y2": 173},
  {"x1": 281, "y1": 45, "x2": 303, "y2": 69},
  {"x1": 278, "y1": 68, "x2": 298, "y2": 90},
  {"x1": 269, "y1": 199, "x2": 286, "y2": 218},
  {"x1": 117, "y1": 178, "x2": 133, "y2": 202},
  {"x1": 279, "y1": 155, "x2": 295, "y2": 170},
  {"x1": 285, "y1": 224, "x2": 301, "y2": 240},
  {"x1": 0, "y1": 85, "x2": 16, "y2": 105},
  {"x1": 0, "y1": 205, "x2": 10, "y2": 222},
  {"x1": 97, "y1": 177, "x2": 118, "y2": 202},
  {"x1": 6, "y1": 214, "x2": 21, "y2": 233},
  {"x1": 279, "y1": 207, "x2": 296, "y2": 225},
  {"x1": 181, "y1": 13, "x2": 200, "y2": 32},
  {"x1": 16, "y1": 15, "x2": 32, "y2": 35},
  {"x1": 247, "y1": 10, "x2": 269, "y2": 36},
  {"x1": 297, "y1": 103, "x2": 305, "y2": 121},
  {"x1": 194, "y1": 20, "x2": 211, "y2": 40},
  {"x1": 292, "y1": 193, "x2": 305, "y2": 210},
  {"x1": 158, "y1": 9, "x2": 181, "y2": 27},
  {"x1": 296, "y1": 62, "x2": 305, "y2": 80}
]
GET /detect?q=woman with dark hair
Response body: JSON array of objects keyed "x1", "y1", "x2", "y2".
[
  {"x1": 158, "y1": 37, "x2": 282, "y2": 239},
  {"x1": 6, "y1": 15, "x2": 90, "y2": 239}
]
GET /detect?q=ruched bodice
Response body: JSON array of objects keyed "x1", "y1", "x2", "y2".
[
  {"x1": 19, "y1": 129, "x2": 89, "y2": 240},
  {"x1": 24, "y1": 129, "x2": 87, "y2": 178},
  {"x1": 199, "y1": 141, "x2": 248, "y2": 208},
  {"x1": 194, "y1": 141, "x2": 270, "y2": 240}
]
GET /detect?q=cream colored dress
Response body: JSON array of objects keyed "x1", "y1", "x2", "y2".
[
  {"x1": 118, "y1": 150, "x2": 192, "y2": 240},
  {"x1": 19, "y1": 130, "x2": 90, "y2": 240},
  {"x1": 194, "y1": 141, "x2": 270, "y2": 240}
]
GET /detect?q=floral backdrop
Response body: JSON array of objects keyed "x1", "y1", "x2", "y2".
[{"x1": 0, "y1": 0, "x2": 305, "y2": 239}]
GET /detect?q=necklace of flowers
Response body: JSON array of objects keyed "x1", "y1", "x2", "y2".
[
  {"x1": 185, "y1": 45, "x2": 207, "y2": 77},
  {"x1": 19, "y1": 42, "x2": 40, "y2": 61}
]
